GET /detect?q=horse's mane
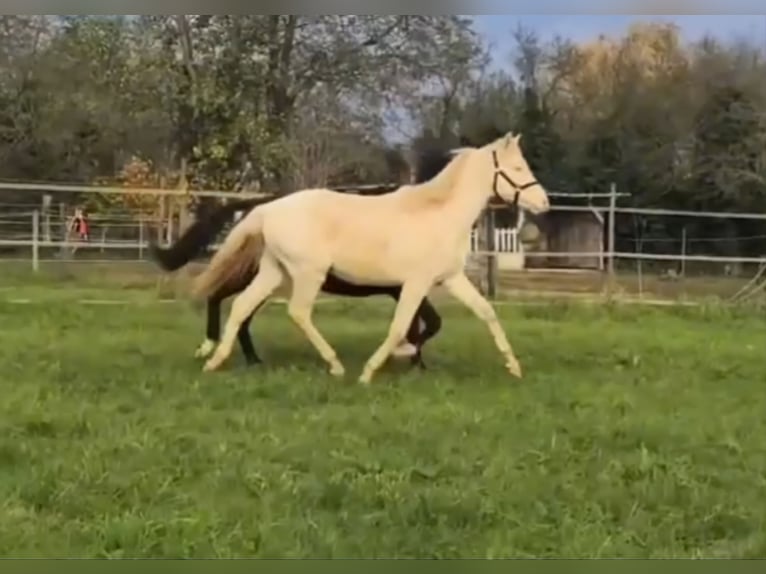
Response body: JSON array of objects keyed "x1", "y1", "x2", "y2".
[
  {"x1": 413, "y1": 147, "x2": 455, "y2": 183},
  {"x1": 410, "y1": 128, "x2": 503, "y2": 185},
  {"x1": 387, "y1": 134, "x2": 481, "y2": 209},
  {"x1": 395, "y1": 148, "x2": 472, "y2": 209}
]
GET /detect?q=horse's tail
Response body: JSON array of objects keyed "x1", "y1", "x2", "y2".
[
  {"x1": 149, "y1": 197, "x2": 273, "y2": 272},
  {"x1": 190, "y1": 208, "x2": 265, "y2": 301}
]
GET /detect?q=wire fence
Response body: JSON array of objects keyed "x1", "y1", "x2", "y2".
[
  {"x1": 0, "y1": 208, "x2": 527, "y2": 263},
  {"x1": 1, "y1": 182, "x2": 765, "y2": 305},
  {"x1": 0, "y1": 209, "x2": 162, "y2": 263}
]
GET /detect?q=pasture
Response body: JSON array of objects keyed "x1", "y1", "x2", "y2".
[{"x1": 0, "y1": 281, "x2": 765, "y2": 558}]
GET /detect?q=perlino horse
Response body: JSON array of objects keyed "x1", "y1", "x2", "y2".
[
  {"x1": 148, "y1": 197, "x2": 442, "y2": 367},
  {"x1": 192, "y1": 132, "x2": 550, "y2": 384},
  {"x1": 147, "y1": 143, "x2": 464, "y2": 367}
]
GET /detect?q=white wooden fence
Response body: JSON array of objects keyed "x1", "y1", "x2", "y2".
[{"x1": 470, "y1": 227, "x2": 521, "y2": 253}]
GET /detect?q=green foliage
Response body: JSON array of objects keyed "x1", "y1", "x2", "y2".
[
  {"x1": 691, "y1": 84, "x2": 765, "y2": 210},
  {"x1": 2, "y1": 15, "x2": 766, "y2": 229},
  {"x1": 514, "y1": 86, "x2": 567, "y2": 188},
  {"x1": 405, "y1": 21, "x2": 766, "y2": 259},
  {"x1": 0, "y1": 16, "x2": 481, "y2": 193}
]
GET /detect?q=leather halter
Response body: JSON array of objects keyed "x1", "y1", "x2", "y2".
[{"x1": 491, "y1": 150, "x2": 539, "y2": 208}]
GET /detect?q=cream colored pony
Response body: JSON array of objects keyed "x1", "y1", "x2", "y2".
[{"x1": 192, "y1": 132, "x2": 550, "y2": 384}]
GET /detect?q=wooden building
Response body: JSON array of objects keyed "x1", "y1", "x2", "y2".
[{"x1": 523, "y1": 210, "x2": 605, "y2": 270}]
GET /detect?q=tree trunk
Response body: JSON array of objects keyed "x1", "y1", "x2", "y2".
[
  {"x1": 265, "y1": 16, "x2": 298, "y2": 194},
  {"x1": 173, "y1": 15, "x2": 200, "y2": 186}
]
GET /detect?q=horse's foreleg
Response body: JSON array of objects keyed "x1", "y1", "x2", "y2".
[
  {"x1": 383, "y1": 289, "x2": 421, "y2": 362},
  {"x1": 390, "y1": 313, "x2": 421, "y2": 360},
  {"x1": 286, "y1": 273, "x2": 345, "y2": 377},
  {"x1": 393, "y1": 307, "x2": 425, "y2": 367},
  {"x1": 442, "y1": 272, "x2": 522, "y2": 378},
  {"x1": 359, "y1": 281, "x2": 431, "y2": 385},
  {"x1": 203, "y1": 255, "x2": 284, "y2": 372}
]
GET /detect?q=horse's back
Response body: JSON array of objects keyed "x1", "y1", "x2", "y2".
[
  {"x1": 262, "y1": 187, "x2": 386, "y2": 232},
  {"x1": 257, "y1": 186, "x2": 442, "y2": 284}
]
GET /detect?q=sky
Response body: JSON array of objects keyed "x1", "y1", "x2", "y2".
[
  {"x1": 473, "y1": 14, "x2": 766, "y2": 67},
  {"x1": 388, "y1": 14, "x2": 766, "y2": 142}
]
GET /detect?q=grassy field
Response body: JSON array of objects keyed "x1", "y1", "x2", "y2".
[{"x1": 1, "y1": 283, "x2": 765, "y2": 558}]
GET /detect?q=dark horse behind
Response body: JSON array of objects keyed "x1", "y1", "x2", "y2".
[{"x1": 147, "y1": 147, "x2": 461, "y2": 368}]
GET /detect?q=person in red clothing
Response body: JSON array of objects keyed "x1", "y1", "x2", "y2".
[
  {"x1": 66, "y1": 207, "x2": 90, "y2": 256},
  {"x1": 68, "y1": 207, "x2": 89, "y2": 241}
]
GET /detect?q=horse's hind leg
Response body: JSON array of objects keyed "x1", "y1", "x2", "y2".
[
  {"x1": 286, "y1": 272, "x2": 345, "y2": 377},
  {"x1": 198, "y1": 297, "x2": 264, "y2": 365},
  {"x1": 196, "y1": 276, "x2": 245, "y2": 359},
  {"x1": 203, "y1": 254, "x2": 284, "y2": 372}
]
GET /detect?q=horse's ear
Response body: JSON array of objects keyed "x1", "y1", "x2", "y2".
[{"x1": 514, "y1": 133, "x2": 522, "y2": 145}]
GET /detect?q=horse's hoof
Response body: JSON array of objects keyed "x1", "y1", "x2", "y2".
[
  {"x1": 329, "y1": 362, "x2": 345, "y2": 378},
  {"x1": 506, "y1": 358, "x2": 522, "y2": 378},
  {"x1": 203, "y1": 357, "x2": 222, "y2": 372},
  {"x1": 410, "y1": 352, "x2": 427, "y2": 370},
  {"x1": 392, "y1": 342, "x2": 418, "y2": 359},
  {"x1": 194, "y1": 339, "x2": 216, "y2": 359}
]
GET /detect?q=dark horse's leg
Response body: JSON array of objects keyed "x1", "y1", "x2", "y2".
[
  {"x1": 236, "y1": 302, "x2": 266, "y2": 365},
  {"x1": 194, "y1": 295, "x2": 224, "y2": 359},
  {"x1": 198, "y1": 272, "x2": 264, "y2": 365},
  {"x1": 205, "y1": 296, "x2": 221, "y2": 344},
  {"x1": 381, "y1": 288, "x2": 441, "y2": 370},
  {"x1": 319, "y1": 273, "x2": 444, "y2": 371},
  {"x1": 405, "y1": 297, "x2": 443, "y2": 369}
]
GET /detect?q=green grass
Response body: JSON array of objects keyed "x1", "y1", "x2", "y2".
[{"x1": 1, "y1": 286, "x2": 765, "y2": 558}]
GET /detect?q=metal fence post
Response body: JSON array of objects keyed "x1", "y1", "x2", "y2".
[
  {"x1": 485, "y1": 207, "x2": 497, "y2": 299},
  {"x1": 42, "y1": 194, "x2": 51, "y2": 242},
  {"x1": 605, "y1": 182, "x2": 617, "y2": 299},
  {"x1": 139, "y1": 218, "x2": 144, "y2": 260},
  {"x1": 32, "y1": 210, "x2": 39, "y2": 272}
]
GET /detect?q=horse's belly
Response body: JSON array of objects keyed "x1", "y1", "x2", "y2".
[
  {"x1": 330, "y1": 243, "x2": 448, "y2": 286},
  {"x1": 329, "y1": 256, "x2": 403, "y2": 286}
]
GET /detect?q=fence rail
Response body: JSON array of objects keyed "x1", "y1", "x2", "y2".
[
  {"x1": 0, "y1": 211, "x2": 526, "y2": 261},
  {"x1": 2, "y1": 177, "x2": 766, "y2": 304},
  {"x1": 2, "y1": 209, "x2": 764, "y2": 266},
  {"x1": 0, "y1": 181, "x2": 269, "y2": 199}
]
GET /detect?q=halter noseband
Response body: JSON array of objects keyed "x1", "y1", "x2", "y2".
[{"x1": 491, "y1": 150, "x2": 539, "y2": 208}]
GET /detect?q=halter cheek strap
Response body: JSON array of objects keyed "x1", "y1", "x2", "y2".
[{"x1": 491, "y1": 150, "x2": 539, "y2": 208}]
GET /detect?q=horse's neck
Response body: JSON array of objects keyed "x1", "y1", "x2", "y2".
[
  {"x1": 440, "y1": 155, "x2": 492, "y2": 238},
  {"x1": 394, "y1": 149, "x2": 492, "y2": 242}
]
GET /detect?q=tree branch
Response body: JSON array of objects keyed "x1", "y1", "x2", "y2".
[{"x1": 174, "y1": 15, "x2": 196, "y2": 88}]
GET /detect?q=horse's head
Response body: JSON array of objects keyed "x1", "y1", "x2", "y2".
[{"x1": 483, "y1": 132, "x2": 550, "y2": 215}]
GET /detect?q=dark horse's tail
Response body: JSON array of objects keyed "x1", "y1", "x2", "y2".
[{"x1": 149, "y1": 197, "x2": 274, "y2": 272}]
